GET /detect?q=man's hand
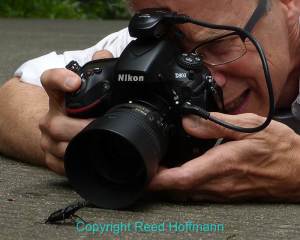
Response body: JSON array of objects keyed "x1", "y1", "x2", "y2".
[
  {"x1": 39, "y1": 50, "x2": 113, "y2": 175},
  {"x1": 149, "y1": 113, "x2": 300, "y2": 202}
]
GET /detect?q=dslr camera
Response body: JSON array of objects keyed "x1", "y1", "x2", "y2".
[{"x1": 64, "y1": 10, "x2": 223, "y2": 209}]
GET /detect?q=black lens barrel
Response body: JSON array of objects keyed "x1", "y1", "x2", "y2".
[{"x1": 64, "y1": 103, "x2": 168, "y2": 209}]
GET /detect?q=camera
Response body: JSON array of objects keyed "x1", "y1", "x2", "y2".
[{"x1": 64, "y1": 10, "x2": 224, "y2": 209}]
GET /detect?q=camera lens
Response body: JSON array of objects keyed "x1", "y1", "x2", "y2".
[
  {"x1": 64, "y1": 102, "x2": 168, "y2": 209},
  {"x1": 91, "y1": 131, "x2": 145, "y2": 185}
]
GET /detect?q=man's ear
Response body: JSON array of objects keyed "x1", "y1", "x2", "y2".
[
  {"x1": 280, "y1": 0, "x2": 300, "y2": 9},
  {"x1": 278, "y1": 0, "x2": 300, "y2": 18}
]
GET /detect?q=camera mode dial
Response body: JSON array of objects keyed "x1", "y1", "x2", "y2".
[{"x1": 176, "y1": 53, "x2": 203, "y2": 70}]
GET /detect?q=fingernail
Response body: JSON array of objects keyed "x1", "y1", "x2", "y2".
[{"x1": 64, "y1": 77, "x2": 78, "y2": 89}]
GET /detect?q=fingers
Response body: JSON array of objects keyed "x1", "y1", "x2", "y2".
[
  {"x1": 40, "y1": 131, "x2": 68, "y2": 176},
  {"x1": 39, "y1": 114, "x2": 93, "y2": 142},
  {"x1": 148, "y1": 158, "x2": 208, "y2": 192},
  {"x1": 41, "y1": 68, "x2": 81, "y2": 94},
  {"x1": 41, "y1": 50, "x2": 113, "y2": 112},
  {"x1": 39, "y1": 51, "x2": 112, "y2": 176},
  {"x1": 41, "y1": 68, "x2": 81, "y2": 109},
  {"x1": 42, "y1": 50, "x2": 113, "y2": 98},
  {"x1": 148, "y1": 167, "x2": 194, "y2": 191},
  {"x1": 148, "y1": 141, "x2": 246, "y2": 192},
  {"x1": 40, "y1": 116, "x2": 92, "y2": 176},
  {"x1": 182, "y1": 112, "x2": 266, "y2": 140},
  {"x1": 148, "y1": 139, "x2": 270, "y2": 202},
  {"x1": 92, "y1": 50, "x2": 113, "y2": 60},
  {"x1": 44, "y1": 152, "x2": 65, "y2": 176},
  {"x1": 41, "y1": 136, "x2": 68, "y2": 159},
  {"x1": 39, "y1": 114, "x2": 92, "y2": 175}
]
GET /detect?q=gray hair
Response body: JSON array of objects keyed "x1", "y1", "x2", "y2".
[{"x1": 124, "y1": 0, "x2": 272, "y2": 15}]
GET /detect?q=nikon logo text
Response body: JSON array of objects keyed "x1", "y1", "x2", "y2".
[{"x1": 118, "y1": 74, "x2": 144, "y2": 82}]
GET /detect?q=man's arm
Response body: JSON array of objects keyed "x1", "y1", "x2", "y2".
[
  {"x1": 0, "y1": 77, "x2": 48, "y2": 166},
  {"x1": 0, "y1": 28, "x2": 131, "y2": 171}
]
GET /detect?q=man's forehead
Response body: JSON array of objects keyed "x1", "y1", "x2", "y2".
[
  {"x1": 130, "y1": 0, "x2": 258, "y2": 42},
  {"x1": 131, "y1": 0, "x2": 257, "y2": 18}
]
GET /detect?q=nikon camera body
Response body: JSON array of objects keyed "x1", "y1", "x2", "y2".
[{"x1": 64, "y1": 10, "x2": 223, "y2": 209}]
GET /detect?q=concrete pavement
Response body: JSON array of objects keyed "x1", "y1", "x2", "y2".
[{"x1": 0, "y1": 18, "x2": 299, "y2": 240}]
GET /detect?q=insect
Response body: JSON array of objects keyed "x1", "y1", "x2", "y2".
[{"x1": 45, "y1": 200, "x2": 89, "y2": 224}]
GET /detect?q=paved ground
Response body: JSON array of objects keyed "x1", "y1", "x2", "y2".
[{"x1": 0, "y1": 18, "x2": 300, "y2": 240}]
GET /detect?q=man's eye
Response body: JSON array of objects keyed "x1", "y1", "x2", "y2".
[
  {"x1": 203, "y1": 38, "x2": 244, "y2": 56},
  {"x1": 206, "y1": 42, "x2": 229, "y2": 55}
]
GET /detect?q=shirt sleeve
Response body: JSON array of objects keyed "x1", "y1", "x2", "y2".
[{"x1": 14, "y1": 28, "x2": 133, "y2": 87}]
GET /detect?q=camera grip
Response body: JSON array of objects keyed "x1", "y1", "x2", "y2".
[{"x1": 65, "y1": 59, "x2": 117, "y2": 118}]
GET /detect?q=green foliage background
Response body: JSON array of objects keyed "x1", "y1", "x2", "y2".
[{"x1": 0, "y1": 0, "x2": 130, "y2": 19}]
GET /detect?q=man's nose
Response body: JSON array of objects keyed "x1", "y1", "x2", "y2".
[{"x1": 209, "y1": 68, "x2": 227, "y2": 88}]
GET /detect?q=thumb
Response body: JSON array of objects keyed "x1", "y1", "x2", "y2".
[
  {"x1": 182, "y1": 112, "x2": 265, "y2": 140},
  {"x1": 92, "y1": 50, "x2": 113, "y2": 60},
  {"x1": 41, "y1": 68, "x2": 81, "y2": 111}
]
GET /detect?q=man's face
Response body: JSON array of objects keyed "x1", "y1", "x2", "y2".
[{"x1": 131, "y1": 0, "x2": 296, "y2": 116}]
